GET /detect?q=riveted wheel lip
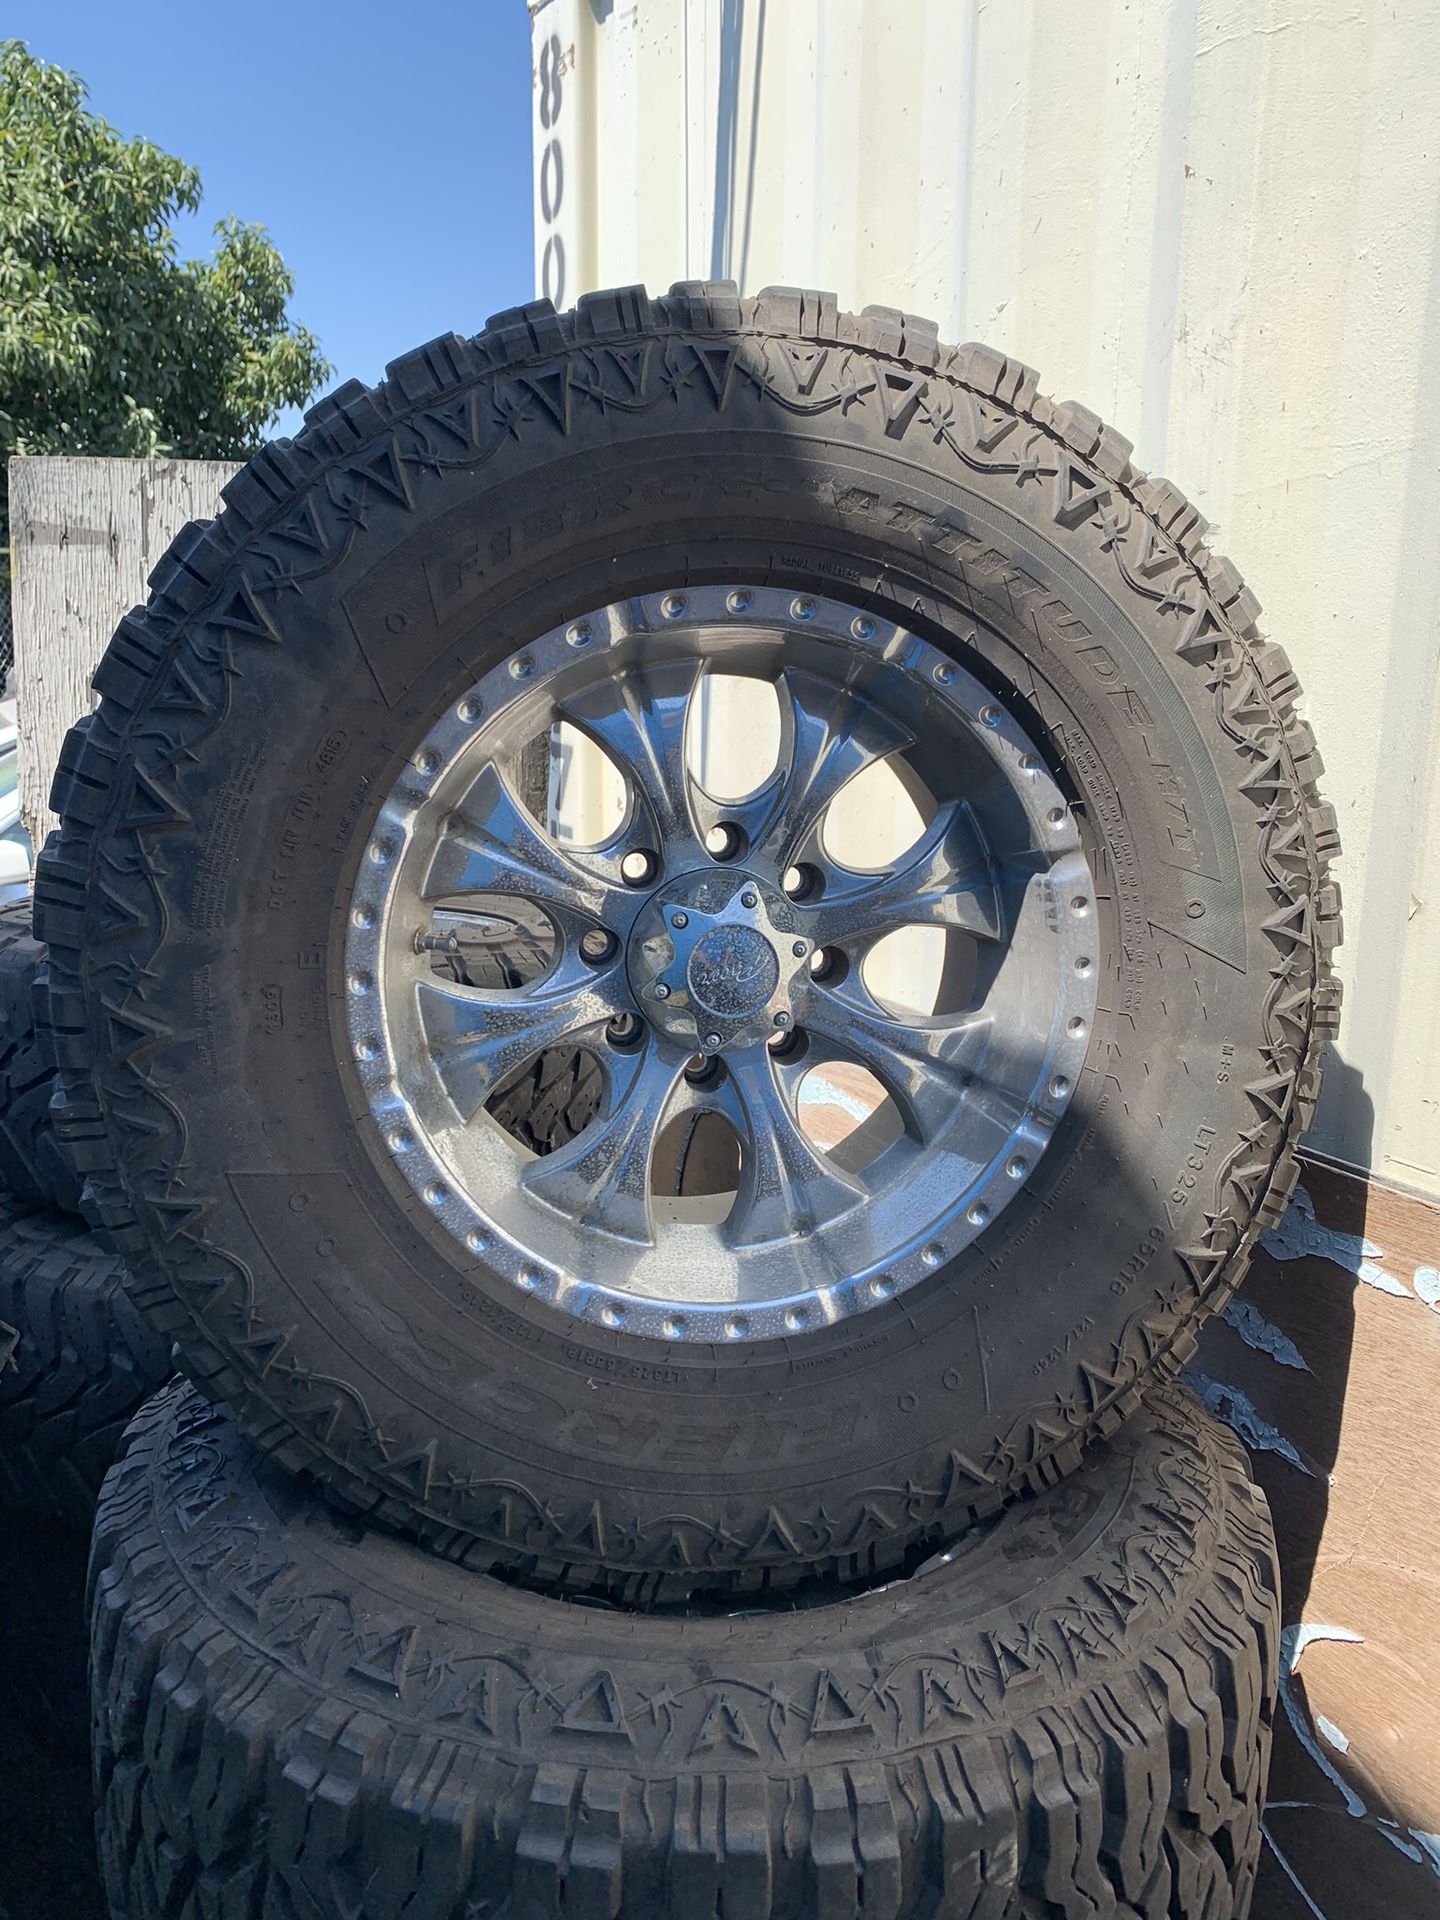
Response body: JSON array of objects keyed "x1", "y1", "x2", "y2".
[{"x1": 345, "y1": 582, "x2": 1098, "y2": 1343}]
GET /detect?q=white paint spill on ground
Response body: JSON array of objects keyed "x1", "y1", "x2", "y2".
[
  {"x1": 1279, "y1": 1623, "x2": 1440, "y2": 1878},
  {"x1": 1221, "y1": 1297, "x2": 1311, "y2": 1370},
  {"x1": 1262, "y1": 1184, "x2": 1412, "y2": 1298},
  {"x1": 1238, "y1": 1185, "x2": 1440, "y2": 1905},
  {"x1": 797, "y1": 1073, "x2": 881, "y2": 1128},
  {"x1": 1184, "y1": 1372, "x2": 1325, "y2": 1479}
]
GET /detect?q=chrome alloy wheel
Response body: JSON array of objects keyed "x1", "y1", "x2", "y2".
[{"x1": 344, "y1": 585, "x2": 1098, "y2": 1342}]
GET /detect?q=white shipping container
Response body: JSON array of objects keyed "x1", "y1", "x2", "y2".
[{"x1": 530, "y1": 0, "x2": 1440, "y2": 1198}]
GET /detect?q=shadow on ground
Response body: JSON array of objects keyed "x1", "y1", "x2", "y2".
[
  {"x1": 0, "y1": 1509, "x2": 104, "y2": 1920},
  {"x1": 1194, "y1": 1053, "x2": 1440, "y2": 1918}
]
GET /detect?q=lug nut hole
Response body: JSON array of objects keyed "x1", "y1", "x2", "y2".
[
  {"x1": 621, "y1": 850, "x2": 657, "y2": 886},
  {"x1": 783, "y1": 863, "x2": 822, "y2": 901},
  {"x1": 606, "y1": 1013, "x2": 646, "y2": 1050},
  {"x1": 705, "y1": 823, "x2": 743, "y2": 861}
]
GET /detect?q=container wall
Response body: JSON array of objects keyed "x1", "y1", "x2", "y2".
[{"x1": 531, "y1": 0, "x2": 1440, "y2": 1194}]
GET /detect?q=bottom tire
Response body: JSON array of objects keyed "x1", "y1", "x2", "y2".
[
  {"x1": 93, "y1": 1382, "x2": 1277, "y2": 1920},
  {"x1": 0, "y1": 1196, "x2": 171, "y2": 1525},
  {"x1": 0, "y1": 900, "x2": 80, "y2": 1213}
]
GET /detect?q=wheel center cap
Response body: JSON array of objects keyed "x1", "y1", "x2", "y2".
[
  {"x1": 687, "y1": 926, "x2": 780, "y2": 1018},
  {"x1": 627, "y1": 869, "x2": 809, "y2": 1054}
]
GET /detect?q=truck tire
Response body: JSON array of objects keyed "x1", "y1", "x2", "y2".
[
  {"x1": 0, "y1": 900, "x2": 81, "y2": 1215},
  {"x1": 93, "y1": 1379, "x2": 1277, "y2": 1920},
  {"x1": 38, "y1": 283, "x2": 1338, "y2": 1596},
  {"x1": 0, "y1": 1196, "x2": 171, "y2": 1525}
]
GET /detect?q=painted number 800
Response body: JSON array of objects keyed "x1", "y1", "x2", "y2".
[{"x1": 538, "y1": 33, "x2": 566, "y2": 308}]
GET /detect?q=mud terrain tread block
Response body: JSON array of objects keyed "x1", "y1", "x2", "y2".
[
  {"x1": 92, "y1": 1381, "x2": 1277, "y2": 1920},
  {"x1": 0, "y1": 899, "x2": 81, "y2": 1213},
  {"x1": 0, "y1": 1196, "x2": 171, "y2": 1525}
]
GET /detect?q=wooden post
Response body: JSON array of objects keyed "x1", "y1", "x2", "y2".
[{"x1": 8, "y1": 456, "x2": 240, "y2": 848}]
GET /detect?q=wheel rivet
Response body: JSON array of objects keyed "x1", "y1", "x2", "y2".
[
  {"x1": 741, "y1": 890, "x2": 758, "y2": 909},
  {"x1": 705, "y1": 1032, "x2": 722, "y2": 1050},
  {"x1": 774, "y1": 1011, "x2": 792, "y2": 1029},
  {"x1": 792, "y1": 939, "x2": 808, "y2": 956},
  {"x1": 655, "y1": 983, "x2": 671, "y2": 1000},
  {"x1": 672, "y1": 910, "x2": 688, "y2": 928}
]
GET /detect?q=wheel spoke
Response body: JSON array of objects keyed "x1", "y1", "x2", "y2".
[
  {"x1": 557, "y1": 659, "x2": 704, "y2": 859},
  {"x1": 718, "y1": 1049, "x2": 867, "y2": 1245},
  {"x1": 425, "y1": 761, "x2": 625, "y2": 924},
  {"x1": 761, "y1": 668, "x2": 914, "y2": 868},
  {"x1": 802, "y1": 985, "x2": 992, "y2": 1145},
  {"x1": 416, "y1": 956, "x2": 627, "y2": 1123},
  {"x1": 807, "y1": 798, "x2": 1003, "y2": 950},
  {"x1": 519, "y1": 1038, "x2": 686, "y2": 1245}
]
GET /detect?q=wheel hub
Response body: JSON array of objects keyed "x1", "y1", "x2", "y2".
[
  {"x1": 346, "y1": 583, "x2": 1100, "y2": 1342},
  {"x1": 627, "y1": 870, "x2": 808, "y2": 1053}
]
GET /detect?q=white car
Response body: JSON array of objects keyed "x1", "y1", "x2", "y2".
[{"x1": 0, "y1": 701, "x2": 34, "y2": 906}]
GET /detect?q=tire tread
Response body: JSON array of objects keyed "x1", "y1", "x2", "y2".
[{"x1": 92, "y1": 1383, "x2": 1277, "y2": 1920}]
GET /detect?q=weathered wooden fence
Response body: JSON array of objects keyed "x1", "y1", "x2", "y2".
[{"x1": 8, "y1": 456, "x2": 239, "y2": 847}]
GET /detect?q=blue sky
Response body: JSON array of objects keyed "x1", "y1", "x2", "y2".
[{"x1": 10, "y1": 0, "x2": 536, "y2": 432}]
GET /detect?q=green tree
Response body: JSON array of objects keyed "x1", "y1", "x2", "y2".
[{"x1": 0, "y1": 40, "x2": 329, "y2": 584}]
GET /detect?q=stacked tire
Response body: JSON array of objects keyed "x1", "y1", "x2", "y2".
[
  {"x1": 0, "y1": 902, "x2": 171, "y2": 1528},
  {"x1": 0, "y1": 900, "x2": 175, "y2": 1771},
  {"x1": 17, "y1": 282, "x2": 1340, "y2": 1917}
]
